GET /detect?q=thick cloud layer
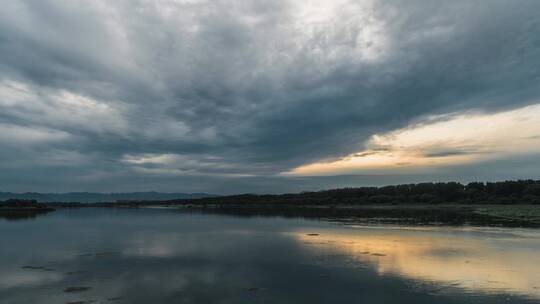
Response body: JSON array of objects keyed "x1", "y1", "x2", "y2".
[{"x1": 1, "y1": 0, "x2": 539, "y2": 193}]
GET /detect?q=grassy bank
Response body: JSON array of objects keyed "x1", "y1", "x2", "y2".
[
  {"x1": 170, "y1": 203, "x2": 540, "y2": 227},
  {"x1": 473, "y1": 205, "x2": 540, "y2": 223}
]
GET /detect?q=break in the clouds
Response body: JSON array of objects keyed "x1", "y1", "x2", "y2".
[
  {"x1": 288, "y1": 104, "x2": 540, "y2": 176},
  {"x1": 0, "y1": 0, "x2": 539, "y2": 193}
]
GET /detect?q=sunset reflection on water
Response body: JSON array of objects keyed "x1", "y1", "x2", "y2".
[{"x1": 293, "y1": 226, "x2": 540, "y2": 299}]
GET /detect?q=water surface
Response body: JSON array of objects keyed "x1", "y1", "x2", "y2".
[{"x1": 1, "y1": 208, "x2": 539, "y2": 303}]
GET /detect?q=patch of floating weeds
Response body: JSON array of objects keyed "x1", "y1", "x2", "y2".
[
  {"x1": 21, "y1": 265, "x2": 54, "y2": 271},
  {"x1": 65, "y1": 270, "x2": 88, "y2": 275},
  {"x1": 246, "y1": 287, "x2": 268, "y2": 292},
  {"x1": 107, "y1": 297, "x2": 123, "y2": 301},
  {"x1": 95, "y1": 252, "x2": 119, "y2": 258},
  {"x1": 78, "y1": 252, "x2": 119, "y2": 258},
  {"x1": 22, "y1": 265, "x2": 45, "y2": 270},
  {"x1": 64, "y1": 286, "x2": 92, "y2": 293}
]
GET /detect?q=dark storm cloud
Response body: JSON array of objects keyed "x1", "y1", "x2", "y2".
[{"x1": 0, "y1": 0, "x2": 540, "y2": 192}]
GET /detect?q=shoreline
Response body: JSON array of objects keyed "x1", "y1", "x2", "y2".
[
  {"x1": 3, "y1": 198, "x2": 539, "y2": 227},
  {"x1": 166, "y1": 204, "x2": 540, "y2": 228},
  {"x1": 40, "y1": 203, "x2": 540, "y2": 228},
  {"x1": 0, "y1": 206, "x2": 55, "y2": 220}
]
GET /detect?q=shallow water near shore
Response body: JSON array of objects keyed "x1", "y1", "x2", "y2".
[{"x1": 1, "y1": 208, "x2": 539, "y2": 304}]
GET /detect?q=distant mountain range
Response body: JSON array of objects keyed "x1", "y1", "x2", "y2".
[{"x1": 0, "y1": 192, "x2": 214, "y2": 203}]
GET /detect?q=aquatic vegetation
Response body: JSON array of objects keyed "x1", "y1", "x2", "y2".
[{"x1": 64, "y1": 287, "x2": 92, "y2": 293}]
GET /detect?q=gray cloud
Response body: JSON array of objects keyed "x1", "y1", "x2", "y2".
[
  {"x1": 424, "y1": 149, "x2": 482, "y2": 158},
  {"x1": 1, "y1": 0, "x2": 540, "y2": 193}
]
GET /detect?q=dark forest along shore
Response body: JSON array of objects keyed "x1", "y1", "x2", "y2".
[
  {"x1": 1, "y1": 208, "x2": 540, "y2": 303},
  {"x1": 0, "y1": 199, "x2": 54, "y2": 221},
  {"x1": 15, "y1": 180, "x2": 540, "y2": 228}
]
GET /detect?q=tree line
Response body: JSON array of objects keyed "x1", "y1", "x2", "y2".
[{"x1": 171, "y1": 180, "x2": 540, "y2": 205}]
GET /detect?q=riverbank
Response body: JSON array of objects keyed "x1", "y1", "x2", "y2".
[
  {"x1": 0, "y1": 207, "x2": 55, "y2": 220},
  {"x1": 0, "y1": 199, "x2": 56, "y2": 220},
  {"x1": 4, "y1": 199, "x2": 539, "y2": 227},
  {"x1": 166, "y1": 204, "x2": 540, "y2": 228}
]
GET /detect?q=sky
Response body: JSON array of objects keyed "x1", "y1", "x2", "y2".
[{"x1": 1, "y1": 0, "x2": 540, "y2": 194}]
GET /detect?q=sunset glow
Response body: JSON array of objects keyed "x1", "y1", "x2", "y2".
[{"x1": 288, "y1": 104, "x2": 540, "y2": 176}]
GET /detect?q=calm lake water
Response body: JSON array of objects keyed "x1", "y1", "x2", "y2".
[{"x1": 1, "y1": 208, "x2": 540, "y2": 304}]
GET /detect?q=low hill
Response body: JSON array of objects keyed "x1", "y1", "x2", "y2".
[{"x1": 0, "y1": 191, "x2": 214, "y2": 203}]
